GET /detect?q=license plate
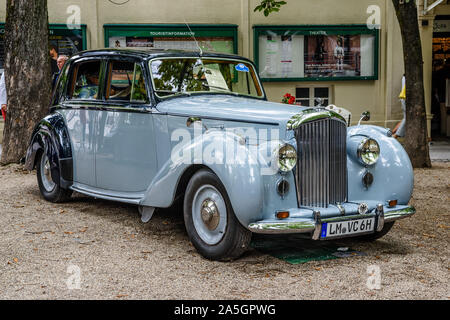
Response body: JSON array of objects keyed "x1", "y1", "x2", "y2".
[{"x1": 320, "y1": 217, "x2": 375, "y2": 239}]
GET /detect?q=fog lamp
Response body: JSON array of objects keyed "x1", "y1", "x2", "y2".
[
  {"x1": 277, "y1": 179, "x2": 290, "y2": 197},
  {"x1": 362, "y1": 171, "x2": 374, "y2": 188}
]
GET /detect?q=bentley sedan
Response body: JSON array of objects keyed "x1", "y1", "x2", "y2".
[{"x1": 25, "y1": 49, "x2": 415, "y2": 261}]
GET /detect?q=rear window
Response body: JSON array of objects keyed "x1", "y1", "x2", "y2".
[{"x1": 69, "y1": 60, "x2": 102, "y2": 100}]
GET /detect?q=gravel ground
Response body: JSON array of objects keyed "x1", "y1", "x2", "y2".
[{"x1": 0, "y1": 162, "x2": 448, "y2": 300}]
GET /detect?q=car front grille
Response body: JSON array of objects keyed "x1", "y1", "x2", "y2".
[{"x1": 294, "y1": 117, "x2": 347, "y2": 208}]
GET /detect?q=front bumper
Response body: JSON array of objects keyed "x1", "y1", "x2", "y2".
[{"x1": 248, "y1": 205, "x2": 415, "y2": 239}]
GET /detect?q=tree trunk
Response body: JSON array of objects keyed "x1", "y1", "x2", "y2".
[
  {"x1": 392, "y1": 0, "x2": 431, "y2": 168},
  {"x1": 1, "y1": 0, "x2": 51, "y2": 165}
]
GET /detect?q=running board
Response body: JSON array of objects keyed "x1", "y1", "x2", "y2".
[{"x1": 70, "y1": 184, "x2": 143, "y2": 205}]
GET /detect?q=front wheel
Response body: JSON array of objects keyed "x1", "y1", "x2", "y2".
[
  {"x1": 36, "y1": 151, "x2": 72, "y2": 203},
  {"x1": 183, "y1": 169, "x2": 251, "y2": 261}
]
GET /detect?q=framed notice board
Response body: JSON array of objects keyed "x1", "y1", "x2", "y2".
[
  {"x1": 0, "y1": 23, "x2": 87, "y2": 73},
  {"x1": 104, "y1": 24, "x2": 238, "y2": 55},
  {"x1": 253, "y1": 25, "x2": 379, "y2": 82}
]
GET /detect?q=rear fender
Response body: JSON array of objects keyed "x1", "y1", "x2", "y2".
[{"x1": 24, "y1": 112, "x2": 73, "y2": 189}]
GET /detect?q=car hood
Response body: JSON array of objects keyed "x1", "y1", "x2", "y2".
[{"x1": 156, "y1": 95, "x2": 307, "y2": 129}]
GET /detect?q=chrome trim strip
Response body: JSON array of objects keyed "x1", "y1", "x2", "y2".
[
  {"x1": 165, "y1": 112, "x2": 279, "y2": 126},
  {"x1": 384, "y1": 206, "x2": 416, "y2": 222},
  {"x1": 248, "y1": 220, "x2": 316, "y2": 234},
  {"x1": 248, "y1": 206, "x2": 415, "y2": 234},
  {"x1": 70, "y1": 184, "x2": 143, "y2": 205}
]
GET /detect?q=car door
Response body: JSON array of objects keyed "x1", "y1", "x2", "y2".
[
  {"x1": 60, "y1": 58, "x2": 105, "y2": 187},
  {"x1": 95, "y1": 57, "x2": 158, "y2": 193}
]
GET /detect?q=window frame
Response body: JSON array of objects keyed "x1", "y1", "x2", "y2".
[
  {"x1": 105, "y1": 57, "x2": 150, "y2": 105},
  {"x1": 295, "y1": 85, "x2": 333, "y2": 107},
  {"x1": 148, "y1": 56, "x2": 265, "y2": 101},
  {"x1": 65, "y1": 57, "x2": 106, "y2": 102}
]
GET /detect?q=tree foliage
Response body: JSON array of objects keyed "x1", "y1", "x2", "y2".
[{"x1": 254, "y1": 0, "x2": 287, "y2": 17}]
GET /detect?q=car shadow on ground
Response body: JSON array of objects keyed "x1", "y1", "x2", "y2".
[{"x1": 28, "y1": 186, "x2": 412, "y2": 264}]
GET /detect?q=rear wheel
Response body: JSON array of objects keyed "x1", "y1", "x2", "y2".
[
  {"x1": 183, "y1": 169, "x2": 251, "y2": 261},
  {"x1": 36, "y1": 151, "x2": 72, "y2": 203}
]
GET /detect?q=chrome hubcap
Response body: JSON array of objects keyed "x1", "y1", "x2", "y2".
[
  {"x1": 40, "y1": 153, "x2": 56, "y2": 192},
  {"x1": 192, "y1": 184, "x2": 227, "y2": 245},
  {"x1": 200, "y1": 199, "x2": 220, "y2": 231}
]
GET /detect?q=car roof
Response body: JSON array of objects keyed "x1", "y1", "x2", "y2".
[{"x1": 70, "y1": 48, "x2": 254, "y2": 64}]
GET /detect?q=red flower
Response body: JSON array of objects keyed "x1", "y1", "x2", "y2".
[{"x1": 282, "y1": 93, "x2": 296, "y2": 104}]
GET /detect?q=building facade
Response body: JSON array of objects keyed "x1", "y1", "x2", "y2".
[{"x1": 0, "y1": 0, "x2": 449, "y2": 138}]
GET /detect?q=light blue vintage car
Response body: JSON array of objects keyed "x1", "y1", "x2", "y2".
[{"x1": 25, "y1": 49, "x2": 415, "y2": 261}]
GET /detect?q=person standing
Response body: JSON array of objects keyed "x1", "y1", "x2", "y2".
[
  {"x1": 49, "y1": 45, "x2": 59, "y2": 75},
  {"x1": 0, "y1": 71, "x2": 7, "y2": 121},
  {"x1": 57, "y1": 55, "x2": 68, "y2": 71},
  {"x1": 393, "y1": 75, "x2": 406, "y2": 138}
]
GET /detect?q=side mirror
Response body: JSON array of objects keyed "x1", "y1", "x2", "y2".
[{"x1": 358, "y1": 111, "x2": 370, "y2": 125}]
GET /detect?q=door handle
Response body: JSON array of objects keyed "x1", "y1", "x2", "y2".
[{"x1": 186, "y1": 117, "x2": 202, "y2": 127}]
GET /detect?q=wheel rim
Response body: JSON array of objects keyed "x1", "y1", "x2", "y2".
[
  {"x1": 192, "y1": 184, "x2": 227, "y2": 245},
  {"x1": 40, "y1": 153, "x2": 56, "y2": 192}
]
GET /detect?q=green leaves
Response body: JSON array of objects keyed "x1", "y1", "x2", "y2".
[{"x1": 254, "y1": 0, "x2": 287, "y2": 17}]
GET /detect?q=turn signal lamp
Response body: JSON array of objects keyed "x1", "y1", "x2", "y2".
[
  {"x1": 388, "y1": 199, "x2": 397, "y2": 208},
  {"x1": 276, "y1": 211, "x2": 290, "y2": 219}
]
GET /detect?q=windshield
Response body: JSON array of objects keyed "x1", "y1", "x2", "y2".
[{"x1": 150, "y1": 57, "x2": 264, "y2": 99}]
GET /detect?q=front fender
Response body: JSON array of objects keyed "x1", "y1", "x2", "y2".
[
  {"x1": 24, "y1": 112, "x2": 73, "y2": 189},
  {"x1": 140, "y1": 130, "x2": 264, "y2": 227},
  {"x1": 347, "y1": 125, "x2": 414, "y2": 205}
]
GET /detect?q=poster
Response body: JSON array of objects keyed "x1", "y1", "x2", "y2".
[
  {"x1": 49, "y1": 34, "x2": 83, "y2": 57},
  {"x1": 304, "y1": 35, "x2": 361, "y2": 78},
  {"x1": 258, "y1": 34, "x2": 304, "y2": 78},
  {"x1": 257, "y1": 29, "x2": 376, "y2": 80},
  {"x1": 280, "y1": 35, "x2": 293, "y2": 76}
]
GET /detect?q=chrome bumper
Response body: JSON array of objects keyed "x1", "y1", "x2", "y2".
[{"x1": 248, "y1": 205, "x2": 415, "y2": 238}]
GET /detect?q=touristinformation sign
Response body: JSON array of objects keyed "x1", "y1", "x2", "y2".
[{"x1": 104, "y1": 24, "x2": 238, "y2": 55}]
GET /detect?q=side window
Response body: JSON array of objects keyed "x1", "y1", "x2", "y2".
[
  {"x1": 106, "y1": 61, "x2": 148, "y2": 103},
  {"x1": 52, "y1": 61, "x2": 71, "y2": 105},
  {"x1": 131, "y1": 64, "x2": 148, "y2": 103},
  {"x1": 70, "y1": 61, "x2": 102, "y2": 100}
]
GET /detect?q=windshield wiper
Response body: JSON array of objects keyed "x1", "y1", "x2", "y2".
[{"x1": 155, "y1": 90, "x2": 191, "y2": 98}]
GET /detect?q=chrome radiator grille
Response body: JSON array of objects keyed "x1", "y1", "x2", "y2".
[{"x1": 294, "y1": 118, "x2": 347, "y2": 208}]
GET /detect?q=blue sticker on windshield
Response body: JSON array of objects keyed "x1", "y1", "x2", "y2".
[{"x1": 235, "y1": 63, "x2": 249, "y2": 72}]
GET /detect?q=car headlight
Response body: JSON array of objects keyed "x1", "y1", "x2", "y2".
[
  {"x1": 357, "y1": 138, "x2": 380, "y2": 165},
  {"x1": 277, "y1": 144, "x2": 297, "y2": 172}
]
